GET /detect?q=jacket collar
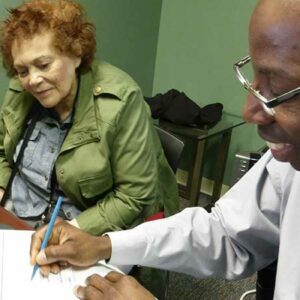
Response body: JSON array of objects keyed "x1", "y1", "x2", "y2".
[
  {"x1": 2, "y1": 87, "x2": 34, "y2": 146},
  {"x1": 62, "y1": 61, "x2": 126, "y2": 151},
  {"x1": 61, "y1": 68, "x2": 100, "y2": 152}
]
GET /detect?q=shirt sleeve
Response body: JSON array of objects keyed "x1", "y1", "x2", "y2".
[
  {"x1": 107, "y1": 152, "x2": 280, "y2": 280},
  {"x1": 76, "y1": 87, "x2": 161, "y2": 235}
]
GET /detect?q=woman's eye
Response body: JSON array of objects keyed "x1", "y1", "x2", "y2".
[
  {"x1": 17, "y1": 70, "x2": 28, "y2": 78},
  {"x1": 39, "y1": 63, "x2": 49, "y2": 70}
]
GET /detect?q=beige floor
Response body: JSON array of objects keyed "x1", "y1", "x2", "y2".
[
  {"x1": 167, "y1": 272, "x2": 256, "y2": 300},
  {"x1": 165, "y1": 195, "x2": 257, "y2": 300}
]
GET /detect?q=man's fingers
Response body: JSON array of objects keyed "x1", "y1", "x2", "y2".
[
  {"x1": 36, "y1": 249, "x2": 48, "y2": 264},
  {"x1": 73, "y1": 285, "x2": 84, "y2": 299},
  {"x1": 50, "y1": 263, "x2": 61, "y2": 274},
  {"x1": 36, "y1": 244, "x2": 72, "y2": 265},
  {"x1": 59, "y1": 260, "x2": 69, "y2": 268},
  {"x1": 39, "y1": 263, "x2": 61, "y2": 276},
  {"x1": 73, "y1": 284, "x2": 103, "y2": 300},
  {"x1": 30, "y1": 225, "x2": 48, "y2": 265},
  {"x1": 105, "y1": 271, "x2": 124, "y2": 282},
  {"x1": 85, "y1": 274, "x2": 111, "y2": 291},
  {"x1": 40, "y1": 264, "x2": 51, "y2": 277}
]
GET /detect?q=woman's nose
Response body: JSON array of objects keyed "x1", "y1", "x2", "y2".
[
  {"x1": 243, "y1": 92, "x2": 275, "y2": 125},
  {"x1": 28, "y1": 71, "x2": 43, "y2": 88}
]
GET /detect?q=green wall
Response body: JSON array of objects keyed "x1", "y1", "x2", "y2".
[
  {"x1": 0, "y1": 0, "x2": 22, "y2": 107},
  {"x1": 0, "y1": 0, "x2": 162, "y2": 102},
  {"x1": 0, "y1": 0, "x2": 266, "y2": 187},
  {"x1": 153, "y1": 0, "x2": 265, "y2": 185}
]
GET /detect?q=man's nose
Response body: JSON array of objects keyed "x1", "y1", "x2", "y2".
[{"x1": 243, "y1": 92, "x2": 275, "y2": 125}]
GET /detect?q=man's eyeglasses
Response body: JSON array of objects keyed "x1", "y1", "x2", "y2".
[{"x1": 233, "y1": 55, "x2": 300, "y2": 111}]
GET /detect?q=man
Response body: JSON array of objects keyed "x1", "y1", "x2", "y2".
[{"x1": 31, "y1": 0, "x2": 300, "y2": 299}]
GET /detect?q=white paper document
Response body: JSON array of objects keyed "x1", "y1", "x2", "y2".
[{"x1": 0, "y1": 230, "x2": 123, "y2": 300}]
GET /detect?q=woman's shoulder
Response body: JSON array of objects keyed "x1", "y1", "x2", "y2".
[
  {"x1": 1, "y1": 77, "x2": 25, "y2": 109},
  {"x1": 91, "y1": 60, "x2": 141, "y2": 102}
]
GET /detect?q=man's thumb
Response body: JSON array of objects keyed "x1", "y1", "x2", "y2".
[
  {"x1": 36, "y1": 245, "x2": 65, "y2": 265},
  {"x1": 36, "y1": 249, "x2": 49, "y2": 265}
]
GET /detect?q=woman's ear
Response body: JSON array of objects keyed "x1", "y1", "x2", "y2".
[
  {"x1": 72, "y1": 40, "x2": 82, "y2": 68},
  {"x1": 75, "y1": 56, "x2": 81, "y2": 69}
]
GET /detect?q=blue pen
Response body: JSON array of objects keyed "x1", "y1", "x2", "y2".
[{"x1": 31, "y1": 196, "x2": 63, "y2": 280}]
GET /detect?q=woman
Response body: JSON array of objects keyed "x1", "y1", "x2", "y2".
[{"x1": 0, "y1": 0, "x2": 179, "y2": 235}]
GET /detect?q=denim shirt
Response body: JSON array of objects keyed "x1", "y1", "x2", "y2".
[{"x1": 11, "y1": 108, "x2": 81, "y2": 219}]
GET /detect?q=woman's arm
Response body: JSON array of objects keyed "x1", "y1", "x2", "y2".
[
  {"x1": 0, "y1": 111, "x2": 12, "y2": 192},
  {"x1": 76, "y1": 88, "x2": 160, "y2": 235}
]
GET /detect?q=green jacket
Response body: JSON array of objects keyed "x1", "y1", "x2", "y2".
[{"x1": 0, "y1": 61, "x2": 179, "y2": 235}]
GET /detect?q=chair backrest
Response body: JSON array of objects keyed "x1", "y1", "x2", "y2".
[{"x1": 155, "y1": 125, "x2": 184, "y2": 173}]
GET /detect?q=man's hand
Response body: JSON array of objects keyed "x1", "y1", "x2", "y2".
[
  {"x1": 74, "y1": 271, "x2": 155, "y2": 300},
  {"x1": 30, "y1": 220, "x2": 112, "y2": 276}
]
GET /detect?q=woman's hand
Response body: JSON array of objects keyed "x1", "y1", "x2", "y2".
[
  {"x1": 0, "y1": 188, "x2": 5, "y2": 203},
  {"x1": 74, "y1": 272, "x2": 155, "y2": 300},
  {"x1": 30, "y1": 220, "x2": 112, "y2": 276}
]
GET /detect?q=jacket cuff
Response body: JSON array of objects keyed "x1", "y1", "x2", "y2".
[{"x1": 0, "y1": 172, "x2": 11, "y2": 190}]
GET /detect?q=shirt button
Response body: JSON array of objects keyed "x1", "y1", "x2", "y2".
[
  {"x1": 50, "y1": 148, "x2": 55, "y2": 153},
  {"x1": 59, "y1": 169, "x2": 64, "y2": 175},
  {"x1": 44, "y1": 176, "x2": 48, "y2": 181}
]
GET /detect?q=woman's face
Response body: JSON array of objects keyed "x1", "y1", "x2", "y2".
[{"x1": 11, "y1": 31, "x2": 81, "y2": 117}]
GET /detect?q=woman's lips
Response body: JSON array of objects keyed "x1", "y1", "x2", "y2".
[{"x1": 35, "y1": 88, "x2": 52, "y2": 96}]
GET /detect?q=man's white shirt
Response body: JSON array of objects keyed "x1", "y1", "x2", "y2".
[{"x1": 108, "y1": 151, "x2": 300, "y2": 300}]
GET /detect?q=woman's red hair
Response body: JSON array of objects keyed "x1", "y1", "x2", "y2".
[{"x1": 0, "y1": 0, "x2": 96, "y2": 76}]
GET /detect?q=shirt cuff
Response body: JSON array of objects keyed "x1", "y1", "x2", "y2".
[
  {"x1": 68, "y1": 218, "x2": 80, "y2": 228},
  {"x1": 106, "y1": 227, "x2": 148, "y2": 266}
]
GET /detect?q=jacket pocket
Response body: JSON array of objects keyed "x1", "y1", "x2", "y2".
[{"x1": 78, "y1": 175, "x2": 113, "y2": 206}]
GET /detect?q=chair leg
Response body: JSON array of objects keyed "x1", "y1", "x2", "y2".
[
  {"x1": 164, "y1": 271, "x2": 170, "y2": 300},
  {"x1": 256, "y1": 260, "x2": 277, "y2": 300},
  {"x1": 240, "y1": 289, "x2": 256, "y2": 300}
]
